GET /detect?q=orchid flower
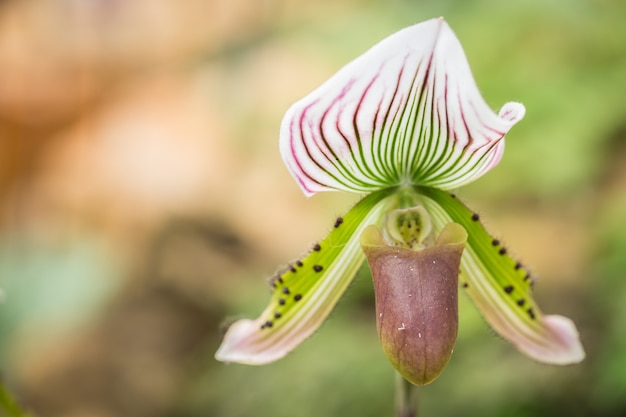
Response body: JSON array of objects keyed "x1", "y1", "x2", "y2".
[{"x1": 216, "y1": 17, "x2": 584, "y2": 386}]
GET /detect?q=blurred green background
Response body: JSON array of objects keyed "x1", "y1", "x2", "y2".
[{"x1": 0, "y1": 0, "x2": 625, "y2": 416}]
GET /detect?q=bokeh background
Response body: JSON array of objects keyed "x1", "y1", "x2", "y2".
[{"x1": 0, "y1": 0, "x2": 625, "y2": 416}]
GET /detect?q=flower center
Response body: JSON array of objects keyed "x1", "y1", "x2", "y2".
[{"x1": 383, "y1": 205, "x2": 434, "y2": 250}]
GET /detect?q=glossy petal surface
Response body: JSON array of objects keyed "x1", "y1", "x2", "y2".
[
  {"x1": 418, "y1": 186, "x2": 585, "y2": 364},
  {"x1": 215, "y1": 188, "x2": 396, "y2": 364},
  {"x1": 361, "y1": 222, "x2": 466, "y2": 385},
  {"x1": 280, "y1": 18, "x2": 525, "y2": 197}
]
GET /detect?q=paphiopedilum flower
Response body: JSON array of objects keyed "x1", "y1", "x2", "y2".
[{"x1": 216, "y1": 17, "x2": 584, "y2": 385}]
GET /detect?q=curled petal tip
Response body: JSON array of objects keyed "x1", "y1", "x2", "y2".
[
  {"x1": 530, "y1": 314, "x2": 585, "y2": 365},
  {"x1": 215, "y1": 319, "x2": 277, "y2": 365},
  {"x1": 499, "y1": 102, "x2": 526, "y2": 125}
]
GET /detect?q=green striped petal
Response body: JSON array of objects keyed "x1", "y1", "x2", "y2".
[
  {"x1": 417, "y1": 186, "x2": 585, "y2": 364},
  {"x1": 280, "y1": 18, "x2": 525, "y2": 197},
  {"x1": 215, "y1": 188, "x2": 396, "y2": 364}
]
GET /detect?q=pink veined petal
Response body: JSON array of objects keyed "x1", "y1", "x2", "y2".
[{"x1": 279, "y1": 17, "x2": 525, "y2": 197}]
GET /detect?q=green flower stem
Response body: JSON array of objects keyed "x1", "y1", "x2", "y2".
[
  {"x1": 0, "y1": 382, "x2": 33, "y2": 417},
  {"x1": 395, "y1": 371, "x2": 419, "y2": 417}
]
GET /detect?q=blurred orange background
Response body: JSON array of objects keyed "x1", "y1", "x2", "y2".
[{"x1": 1, "y1": 1, "x2": 625, "y2": 416}]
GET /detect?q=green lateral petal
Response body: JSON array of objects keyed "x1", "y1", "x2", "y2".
[
  {"x1": 215, "y1": 188, "x2": 396, "y2": 364},
  {"x1": 416, "y1": 186, "x2": 585, "y2": 365}
]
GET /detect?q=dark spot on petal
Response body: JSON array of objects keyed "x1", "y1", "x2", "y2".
[
  {"x1": 514, "y1": 262, "x2": 522, "y2": 270},
  {"x1": 471, "y1": 213, "x2": 480, "y2": 221},
  {"x1": 517, "y1": 299, "x2": 526, "y2": 307},
  {"x1": 296, "y1": 260, "x2": 303, "y2": 267},
  {"x1": 313, "y1": 243, "x2": 321, "y2": 252},
  {"x1": 492, "y1": 239, "x2": 500, "y2": 246},
  {"x1": 450, "y1": 193, "x2": 457, "y2": 199},
  {"x1": 294, "y1": 294, "x2": 302, "y2": 301},
  {"x1": 527, "y1": 308, "x2": 536, "y2": 320},
  {"x1": 524, "y1": 272, "x2": 531, "y2": 281},
  {"x1": 313, "y1": 265, "x2": 323, "y2": 272},
  {"x1": 290, "y1": 265, "x2": 297, "y2": 273},
  {"x1": 504, "y1": 285, "x2": 514, "y2": 294},
  {"x1": 274, "y1": 312, "x2": 282, "y2": 319},
  {"x1": 462, "y1": 282, "x2": 469, "y2": 288},
  {"x1": 278, "y1": 298, "x2": 286, "y2": 305},
  {"x1": 265, "y1": 320, "x2": 273, "y2": 328},
  {"x1": 499, "y1": 247, "x2": 507, "y2": 255},
  {"x1": 277, "y1": 276, "x2": 284, "y2": 284},
  {"x1": 334, "y1": 217, "x2": 344, "y2": 228},
  {"x1": 282, "y1": 287, "x2": 290, "y2": 295}
]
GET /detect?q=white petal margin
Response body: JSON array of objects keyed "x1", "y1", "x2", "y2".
[
  {"x1": 417, "y1": 186, "x2": 585, "y2": 364},
  {"x1": 280, "y1": 17, "x2": 525, "y2": 197},
  {"x1": 215, "y1": 189, "x2": 396, "y2": 364}
]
